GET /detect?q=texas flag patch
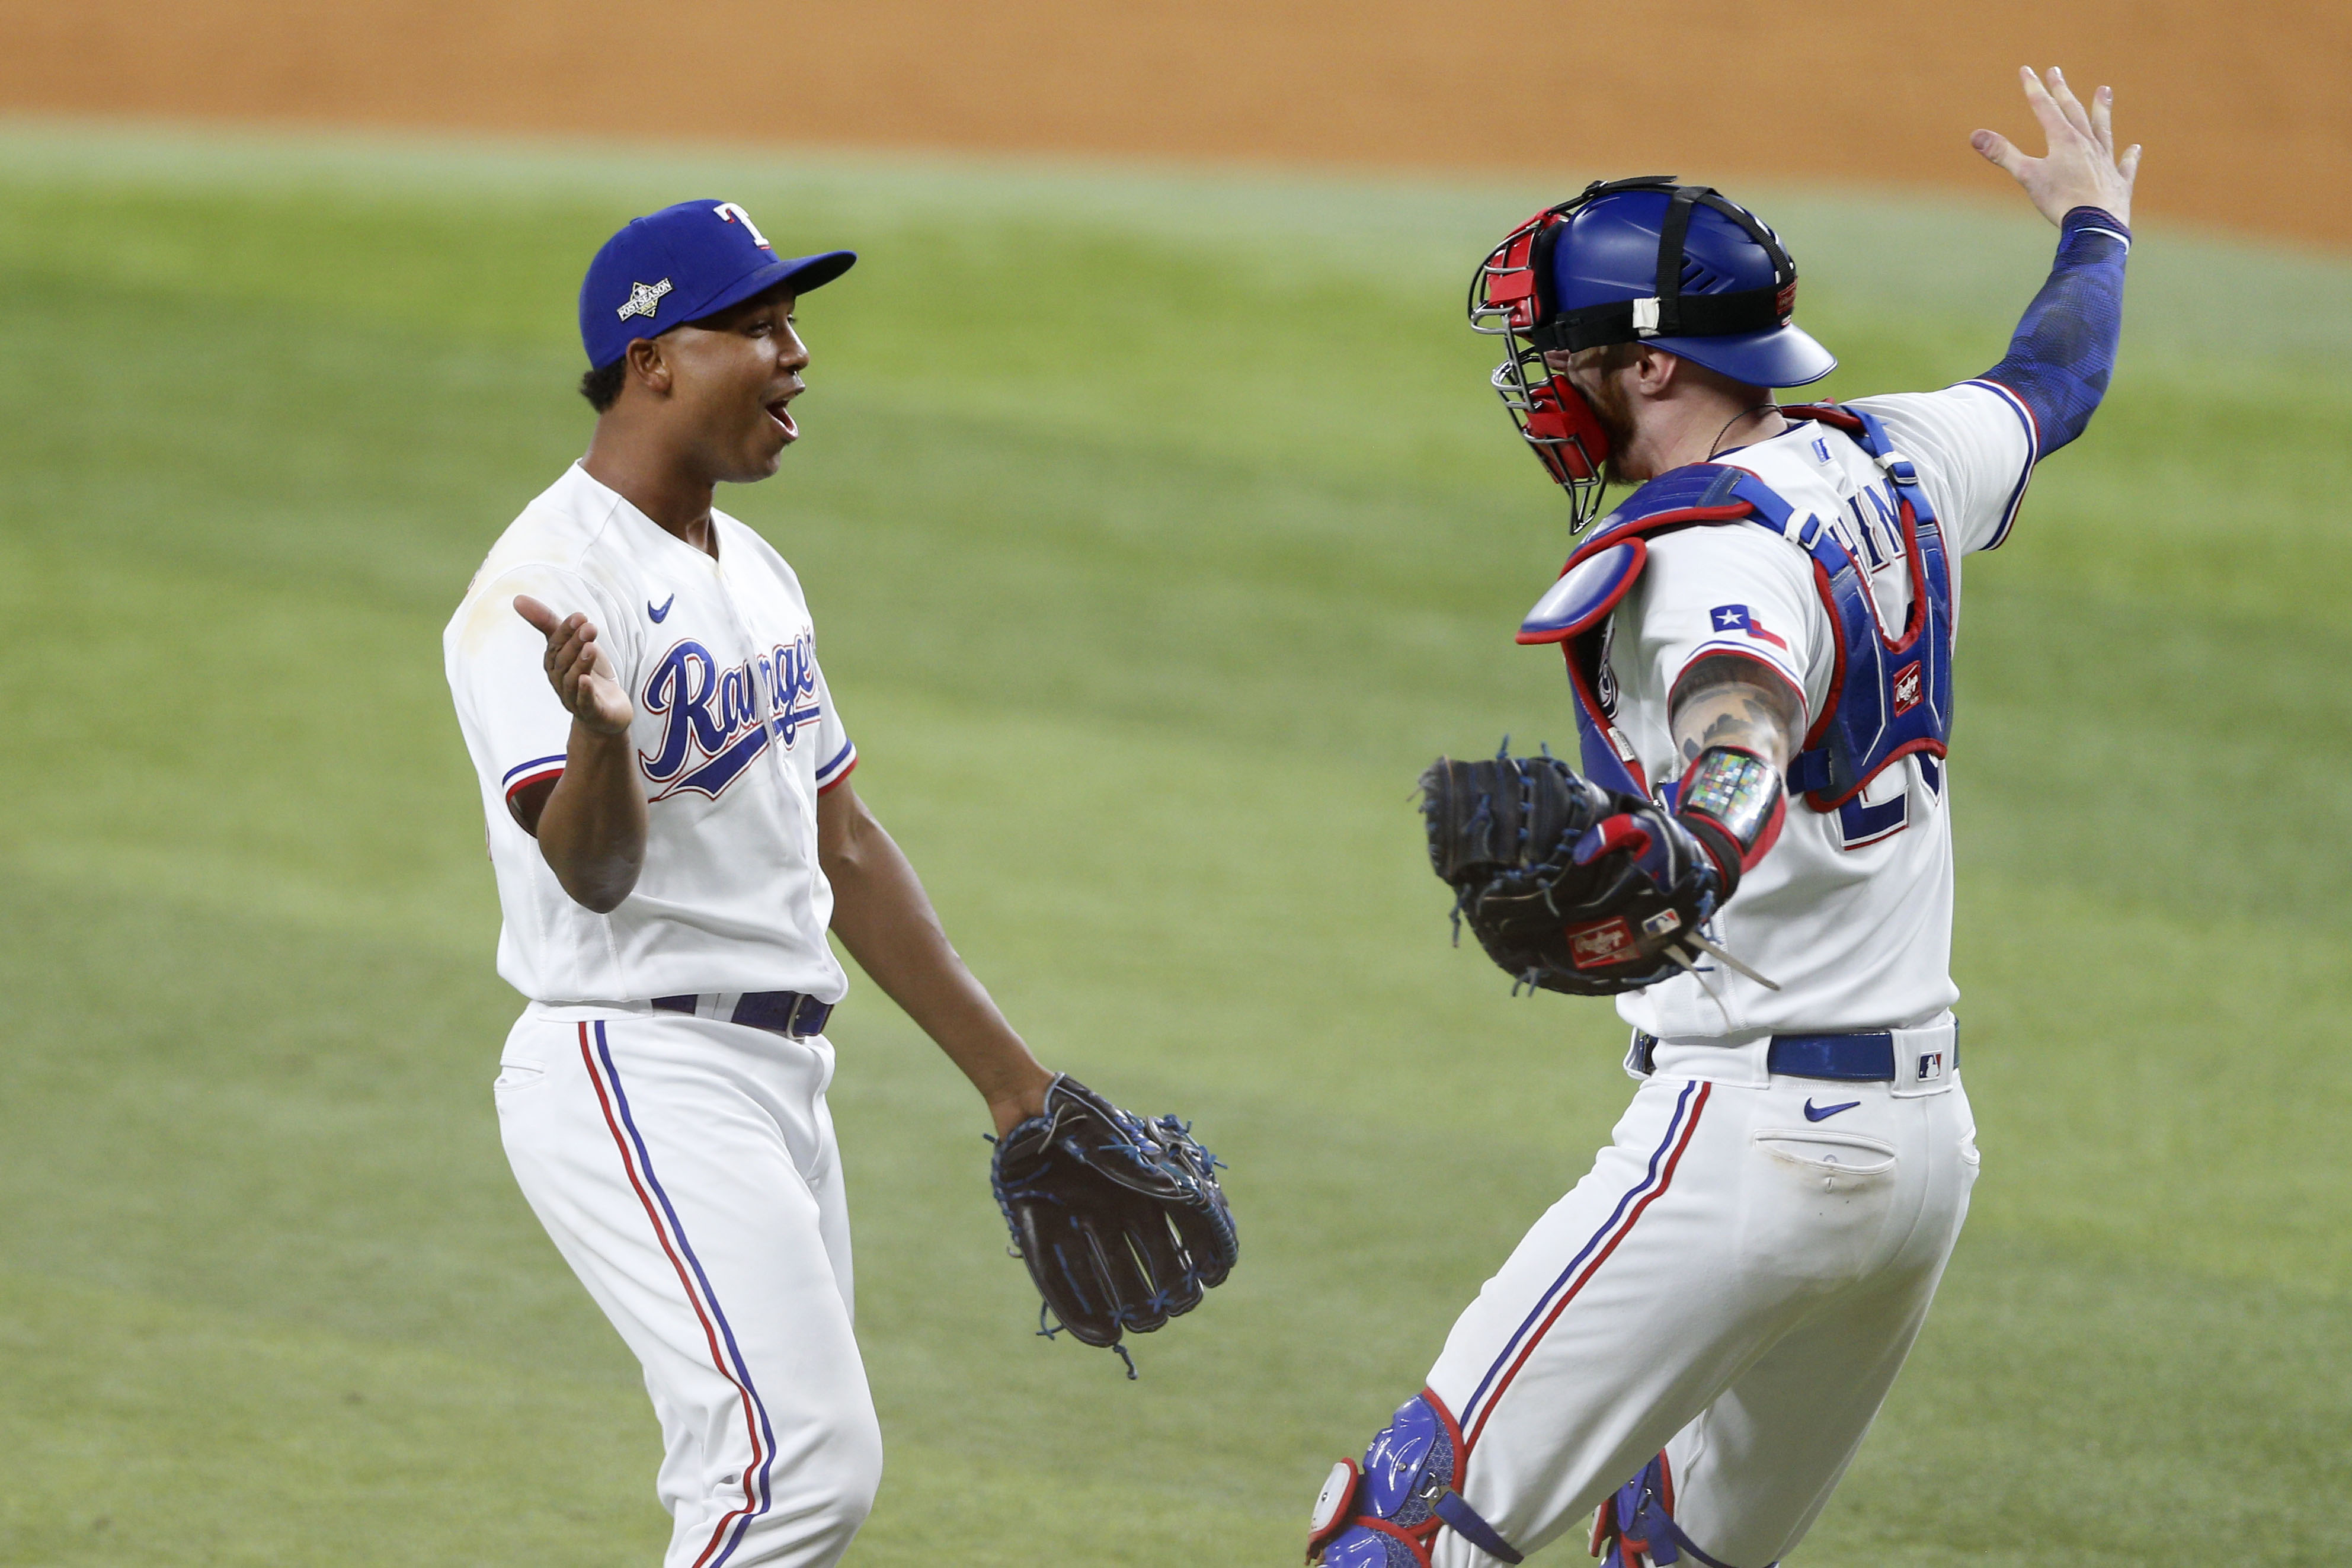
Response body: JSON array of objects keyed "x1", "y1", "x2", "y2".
[{"x1": 1709, "y1": 603, "x2": 1789, "y2": 651}]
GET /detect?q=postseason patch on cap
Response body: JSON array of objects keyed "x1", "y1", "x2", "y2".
[{"x1": 617, "y1": 279, "x2": 673, "y2": 322}]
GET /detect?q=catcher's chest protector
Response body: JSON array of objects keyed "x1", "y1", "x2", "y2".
[{"x1": 1518, "y1": 405, "x2": 1955, "y2": 820}]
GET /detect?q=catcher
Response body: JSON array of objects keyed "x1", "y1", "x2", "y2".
[{"x1": 1309, "y1": 69, "x2": 2135, "y2": 1567}]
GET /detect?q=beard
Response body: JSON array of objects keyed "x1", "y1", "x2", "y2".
[{"x1": 1583, "y1": 367, "x2": 1643, "y2": 485}]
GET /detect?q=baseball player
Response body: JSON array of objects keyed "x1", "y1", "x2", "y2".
[
  {"x1": 440, "y1": 200, "x2": 1230, "y2": 1568},
  {"x1": 1308, "y1": 69, "x2": 2137, "y2": 1567}
]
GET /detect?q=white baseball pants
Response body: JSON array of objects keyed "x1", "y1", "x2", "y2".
[
  {"x1": 495, "y1": 1005, "x2": 881, "y2": 1568},
  {"x1": 1425, "y1": 1036, "x2": 1979, "y2": 1568}
]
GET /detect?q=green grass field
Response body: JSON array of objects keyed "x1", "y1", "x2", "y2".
[{"x1": 2, "y1": 121, "x2": 2349, "y2": 1566}]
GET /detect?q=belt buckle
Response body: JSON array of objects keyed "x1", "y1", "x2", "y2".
[
  {"x1": 1625, "y1": 1031, "x2": 1659, "y2": 1077},
  {"x1": 786, "y1": 993, "x2": 831, "y2": 1038}
]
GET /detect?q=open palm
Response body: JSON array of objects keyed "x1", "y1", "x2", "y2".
[
  {"x1": 513, "y1": 594, "x2": 635, "y2": 735},
  {"x1": 1973, "y1": 66, "x2": 2141, "y2": 228}
]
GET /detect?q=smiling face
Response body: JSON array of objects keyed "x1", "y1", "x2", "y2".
[{"x1": 654, "y1": 284, "x2": 808, "y2": 484}]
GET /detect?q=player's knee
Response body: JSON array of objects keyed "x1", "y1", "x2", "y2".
[
  {"x1": 733, "y1": 1407, "x2": 882, "y2": 1564},
  {"x1": 805, "y1": 1406, "x2": 884, "y2": 1538},
  {"x1": 1306, "y1": 1390, "x2": 1522, "y2": 1567}
]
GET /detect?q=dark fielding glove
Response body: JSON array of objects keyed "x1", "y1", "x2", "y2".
[
  {"x1": 1553, "y1": 745, "x2": 1788, "y2": 991},
  {"x1": 989, "y1": 1075, "x2": 1237, "y2": 1375},
  {"x1": 1417, "y1": 743, "x2": 1621, "y2": 994},
  {"x1": 1420, "y1": 742, "x2": 1783, "y2": 996},
  {"x1": 1557, "y1": 799, "x2": 1732, "y2": 989}
]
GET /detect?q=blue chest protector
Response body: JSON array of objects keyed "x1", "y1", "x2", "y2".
[{"x1": 1517, "y1": 405, "x2": 1954, "y2": 840}]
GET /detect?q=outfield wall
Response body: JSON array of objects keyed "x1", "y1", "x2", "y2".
[{"x1": 4, "y1": 0, "x2": 2346, "y2": 250}]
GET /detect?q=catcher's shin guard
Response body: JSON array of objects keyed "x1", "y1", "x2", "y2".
[
  {"x1": 1307, "y1": 1391, "x2": 1522, "y2": 1566},
  {"x1": 1589, "y1": 1453, "x2": 1774, "y2": 1568}
]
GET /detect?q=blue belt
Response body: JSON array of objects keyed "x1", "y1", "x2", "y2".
[
  {"x1": 652, "y1": 990, "x2": 834, "y2": 1039},
  {"x1": 1631, "y1": 1027, "x2": 1956, "y2": 1082}
]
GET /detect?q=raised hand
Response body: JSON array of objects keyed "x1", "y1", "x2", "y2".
[
  {"x1": 1972, "y1": 66, "x2": 2140, "y2": 229},
  {"x1": 514, "y1": 594, "x2": 635, "y2": 735}
]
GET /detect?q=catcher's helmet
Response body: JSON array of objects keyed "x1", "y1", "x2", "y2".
[{"x1": 1469, "y1": 177, "x2": 1836, "y2": 529}]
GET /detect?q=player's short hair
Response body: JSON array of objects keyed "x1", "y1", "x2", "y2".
[{"x1": 579, "y1": 359, "x2": 628, "y2": 412}]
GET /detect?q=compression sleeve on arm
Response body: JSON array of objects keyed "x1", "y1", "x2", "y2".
[{"x1": 1973, "y1": 205, "x2": 2131, "y2": 456}]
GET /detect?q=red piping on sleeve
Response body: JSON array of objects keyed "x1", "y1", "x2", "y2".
[{"x1": 503, "y1": 763, "x2": 565, "y2": 805}]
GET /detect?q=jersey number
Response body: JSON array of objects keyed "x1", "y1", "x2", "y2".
[{"x1": 1835, "y1": 753, "x2": 1943, "y2": 849}]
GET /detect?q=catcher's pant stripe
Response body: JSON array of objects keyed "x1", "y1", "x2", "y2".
[
  {"x1": 581, "y1": 1022, "x2": 778, "y2": 1568},
  {"x1": 1460, "y1": 1080, "x2": 1711, "y2": 1450}
]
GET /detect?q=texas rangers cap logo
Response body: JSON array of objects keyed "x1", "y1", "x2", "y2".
[
  {"x1": 711, "y1": 201, "x2": 773, "y2": 249},
  {"x1": 617, "y1": 278, "x2": 673, "y2": 322}
]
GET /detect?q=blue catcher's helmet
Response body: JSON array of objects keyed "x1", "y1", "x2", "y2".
[
  {"x1": 1470, "y1": 176, "x2": 1836, "y2": 529},
  {"x1": 1545, "y1": 181, "x2": 1835, "y2": 389}
]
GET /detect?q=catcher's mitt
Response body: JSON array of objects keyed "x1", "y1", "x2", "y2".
[
  {"x1": 989, "y1": 1075, "x2": 1236, "y2": 1374},
  {"x1": 1418, "y1": 741, "x2": 1740, "y2": 996}
]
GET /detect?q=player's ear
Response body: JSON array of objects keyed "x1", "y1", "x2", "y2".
[
  {"x1": 1633, "y1": 344, "x2": 1681, "y2": 396},
  {"x1": 625, "y1": 336, "x2": 673, "y2": 397}
]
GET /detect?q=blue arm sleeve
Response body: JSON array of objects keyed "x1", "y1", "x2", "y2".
[{"x1": 1978, "y1": 206, "x2": 2131, "y2": 455}]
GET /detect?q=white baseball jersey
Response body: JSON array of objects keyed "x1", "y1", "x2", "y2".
[
  {"x1": 1607, "y1": 382, "x2": 2036, "y2": 1039},
  {"x1": 443, "y1": 461, "x2": 859, "y2": 1004}
]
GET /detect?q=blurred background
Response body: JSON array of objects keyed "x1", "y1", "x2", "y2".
[{"x1": 1, "y1": 4, "x2": 2347, "y2": 1565}]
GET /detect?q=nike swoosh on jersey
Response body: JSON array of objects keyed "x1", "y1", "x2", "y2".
[
  {"x1": 1802, "y1": 1099, "x2": 1861, "y2": 1122},
  {"x1": 648, "y1": 594, "x2": 675, "y2": 623}
]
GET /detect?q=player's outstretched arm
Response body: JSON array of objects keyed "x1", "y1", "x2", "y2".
[
  {"x1": 1968, "y1": 68, "x2": 2139, "y2": 457},
  {"x1": 511, "y1": 594, "x2": 648, "y2": 913},
  {"x1": 818, "y1": 780, "x2": 1053, "y2": 1137}
]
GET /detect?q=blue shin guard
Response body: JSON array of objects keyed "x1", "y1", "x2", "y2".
[
  {"x1": 1307, "y1": 1391, "x2": 1522, "y2": 1566},
  {"x1": 1589, "y1": 1453, "x2": 1774, "y2": 1568}
]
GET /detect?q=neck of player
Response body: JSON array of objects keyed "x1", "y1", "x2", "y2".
[
  {"x1": 1611, "y1": 351, "x2": 1790, "y2": 481},
  {"x1": 583, "y1": 420, "x2": 721, "y2": 558}
]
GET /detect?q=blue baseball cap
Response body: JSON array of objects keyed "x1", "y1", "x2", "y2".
[{"x1": 579, "y1": 199, "x2": 856, "y2": 369}]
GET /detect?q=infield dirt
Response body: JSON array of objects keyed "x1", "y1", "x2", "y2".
[{"x1": 6, "y1": 0, "x2": 2346, "y2": 249}]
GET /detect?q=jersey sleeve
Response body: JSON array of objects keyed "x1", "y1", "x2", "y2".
[
  {"x1": 1630, "y1": 523, "x2": 1826, "y2": 724},
  {"x1": 809, "y1": 655, "x2": 857, "y2": 794},
  {"x1": 1848, "y1": 385, "x2": 2037, "y2": 555},
  {"x1": 449, "y1": 564, "x2": 617, "y2": 815}
]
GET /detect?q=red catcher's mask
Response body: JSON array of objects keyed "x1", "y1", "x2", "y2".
[{"x1": 1468, "y1": 206, "x2": 1614, "y2": 530}]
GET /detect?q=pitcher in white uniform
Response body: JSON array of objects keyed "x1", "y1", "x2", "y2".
[
  {"x1": 1307, "y1": 70, "x2": 2140, "y2": 1568},
  {"x1": 444, "y1": 199, "x2": 1064, "y2": 1568}
]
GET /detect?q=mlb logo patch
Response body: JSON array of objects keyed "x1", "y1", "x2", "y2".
[
  {"x1": 1916, "y1": 1051, "x2": 1944, "y2": 1081},
  {"x1": 1892, "y1": 661, "x2": 1923, "y2": 715},
  {"x1": 1567, "y1": 917, "x2": 1641, "y2": 969}
]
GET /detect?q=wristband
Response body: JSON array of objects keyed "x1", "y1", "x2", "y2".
[{"x1": 1675, "y1": 746, "x2": 1786, "y2": 893}]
